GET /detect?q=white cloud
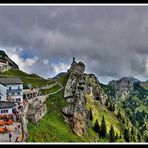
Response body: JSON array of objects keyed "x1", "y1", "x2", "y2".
[
  {"x1": 51, "y1": 62, "x2": 70, "y2": 74},
  {"x1": 146, "y1": 57, "x2": 148, "y2": 74},
  {"x1": 3, "y1": 48, "x2": 39, "y2": 74},
  {"x1": 25, "y1": 56, "x2": 39, "y2": 66},
  {"x1": 1, "y1": 47, "x2": 70, "y2": 78},
  {"x1": 43, "y1": 59, "x2": 48, "y2": 65}
]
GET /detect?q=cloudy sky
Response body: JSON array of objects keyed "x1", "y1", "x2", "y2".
[{"x1": 0, "y1": 5, "x2": 148, "y2": 84}]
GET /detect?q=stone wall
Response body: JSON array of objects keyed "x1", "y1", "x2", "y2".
[
  {"x1": 21, "y1": 103, "x2": 29, "y2": 142},
  {"x1": 21, "y1": 95, "x2": 48, "y2": 142},
  {"x1": 27, "y1": 103, "x2": 47, "y2": 124}
]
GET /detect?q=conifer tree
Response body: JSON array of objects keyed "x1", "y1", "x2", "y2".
[
  {"x1": 137, "y1": 132, "x2": 142, "y2": 142},
  {"x1": 100, "y1": 115, "x2": 107, "y2": 137},
  {"x1": 94, "y1": 119, "x2": 100, "y2": 133},
  {"x1": 124, "y1": 128, "x2": 130, "y2": 142},
  {"x1": 109, "y1": 124, "x2": 116, "y2": 142},
  {"x1": 117, "y1": 109, "x2": 122, "y2": 119},
  {"x1": 131, "y1": 126, "x2": 136, "y2": 142},
  {"x1": 89, "y1": 108, "x2": 93, "y2": 121}
]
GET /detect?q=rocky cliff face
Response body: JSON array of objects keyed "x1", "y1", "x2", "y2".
[
  {"x1": 108, "y1": 77, "x2": 136, "y2": 101},
  {"x1": 62, "y1": 58, "x2": 107, "y2": 137},
  {"x1": 0, "y1": 50, "x2": 19, "y2": 71}
]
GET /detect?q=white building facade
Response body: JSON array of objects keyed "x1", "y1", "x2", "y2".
[
  {"x1": 7, "y1": 84, "x2": 23, "y2": 102},
  {"x1": 0, "y1": 101, "x2": 17, "y2": 115},
  {"x1": 0, "y1": 84, "x2": 6, "y2": 102},
  {"x1": 0, "y1": 78, "x2": 23, "y2": 103}
]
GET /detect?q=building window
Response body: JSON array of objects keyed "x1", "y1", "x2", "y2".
[
  {"x1": 18, "y1": 86, "x2": 20, "y2": 90},
  {"x1": 1, "y1": 110, "x2": 9, "y2": 114},
  {"x1": 9, "y1": 87, "x2": 11, "y2": 90},
  {"x1": 5, "y1": 110, "x2": 8, "y2": 113},
  {"x1": 16, "y1": 98, "x2": 21, "y2": 102},
  {"x1": 0, "y1": 96, "x2": 1, "y2": 101}
]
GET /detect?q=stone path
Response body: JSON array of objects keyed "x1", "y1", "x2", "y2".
[
  {"x1": 48, "y1": 87, "x2": 64, "y2": 96},
  {"x1": 0, "y1": 122, "x2": 22, "y2": 143}
]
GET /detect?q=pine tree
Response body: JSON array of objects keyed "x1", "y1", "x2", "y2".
[
  {"x1": 112, "y1": 104, "x2": 115, "y2": 112},
  {"x1": 94, "y1": 119, "x2": 100, "y2": 133},
  {"x1": 115, "y1": 133, "x2": 119, "y2": 141},
  {"x1": 105, "y1": 99, "x2": 109, "y2": 107},
  {"x1": 122, "y1": 117, "x2": 126, "y2": 124},
  {"x1": 117, "y1": 109, "x2": 121, "y2": 119},
  {"x1": 89, "y1": 108, "x2": 93, "y2": 121},
  {"x1": 124, "y1": 128, "x2": 130, "y2": 142},
  {"x1": 109, "y1": 124, "x2": 116, "y2": 142},
  {"x1": 144, "y1": 135, "x2": 148, "y2": 142},
  {"x1": 131, "y1": 127, "x2": 134, "y2": 135},
  {"x1": 119, "y1": 134, "x2": 122, "y2": 139},
  {"x1": 137, "y1": 132, "x2": 142, "y2": 142},
  {"x1": 131, "y1": 127, "x2": 136, "y2": 142},
  {"x1": 100, "y1": 115, "x2": 107, "y2": 137}
]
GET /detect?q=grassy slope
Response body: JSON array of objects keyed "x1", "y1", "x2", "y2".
[
  {"x1": 28, "y1": 74, "x2": 97, "y2": 142},
  {"x1": 27, "y1": 74, "x2": 84, "y2": 142},
  {"x1": 28, "y1": 89, "x2": 89, "y2": 142},
  {"x1": 28, "y1": 73, "x2": 128, "y2": 142},
  {"x1": 85, "y1": 93, "x2": 125, "y2": 136},
  {"x1": 0, "y1": 69, "x2": 50, "y2": 88}
]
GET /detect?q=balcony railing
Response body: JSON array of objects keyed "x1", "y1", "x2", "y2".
[{"x1": 7, "y1": 89, "x2": 22, "y2": 93}]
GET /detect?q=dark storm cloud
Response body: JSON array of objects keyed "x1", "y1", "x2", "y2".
[{"x1": 0, "y1": 6, "x2": 148, "y2": 82}]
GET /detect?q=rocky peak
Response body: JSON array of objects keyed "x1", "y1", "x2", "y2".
[
  {"x1": 68, "y1": 57, "x2": 85, "y2": 75},
  {"x1": 63, "y1": 58, "x2": 107, "y2": 137},
  {"x1": 108, "y1": 77, "x2": 137, "y2": 101}
]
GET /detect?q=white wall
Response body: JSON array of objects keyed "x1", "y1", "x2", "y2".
[
  {"x1": 0, "y1": 84, "x2": 6, "y2": 101},
  {"x1": 6, "y1": 84, "x2": 23, "y2": 102}
]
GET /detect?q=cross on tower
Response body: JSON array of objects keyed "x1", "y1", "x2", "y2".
[{"x1": 73, "y1": 57, "x2": 75, "y2": 62}]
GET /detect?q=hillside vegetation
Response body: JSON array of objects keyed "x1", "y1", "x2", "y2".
[
  {"x1": 28, "y1": 74, "x2": 90, "y2": 142},
  {"x1": 27, "y1": 74, "x2": 133, "y2": 142},
  {"x1": 0, "y1": 69, "x2": 50, "y2": 88}
]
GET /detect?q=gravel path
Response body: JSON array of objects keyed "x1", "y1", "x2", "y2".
[{"x1": 0, "y1": 122, "x2": 22, "y2": 143}]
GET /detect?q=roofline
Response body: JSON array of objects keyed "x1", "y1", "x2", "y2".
[
  {"x1": 0, "y1": 106, "x2": 16, "y2": 109},
  {"x1": 0, "y1": 83, "x2": 7, "y2": 87},
  {"x1": 0, "y1": 102, "x2": 17, "y2": 109},
  {"x1": 0, "y1": 77, "x2": 24, "y2": 85},
  {"x1": 4, "y1": 82, "x2": 23, "y2": 84}
]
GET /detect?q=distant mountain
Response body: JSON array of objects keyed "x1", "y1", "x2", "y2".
[
  {"x1": 0, "y1": 50, "x2": 19, "y2": 71},
  {"x1": 52, "y1": 72, "x2": 66, "y2": 80},
  {"x1": 108, "y1": 77, "x2": 135, "y2": 101},
  {"x1": 126, "y1": 77, "x2": 141, "y2": 84}
]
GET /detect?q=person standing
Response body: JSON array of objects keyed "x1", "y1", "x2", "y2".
[
  {"x1": 0, "y1": 134, "x2": 2, "y2": 142},
  {"x1": 15, "y1": 127, "x2": 18, "y2": 135},
  {"x1": 15, "y1": 136, "x2": 19, "y2": 142},
  {"x1": 9, "y1": 133, "x2": 12, "y2": 142}
]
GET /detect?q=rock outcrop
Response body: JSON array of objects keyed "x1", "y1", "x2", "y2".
[
  {"x1": 0, "y1": 50, "x2": 19, "y2": 72},
  {"x1": 62, "y1": 58, "x2": 107, "y2": 137},
  {"x1": 108, "y1": 77, "x2": 136, "y2": 101}
]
